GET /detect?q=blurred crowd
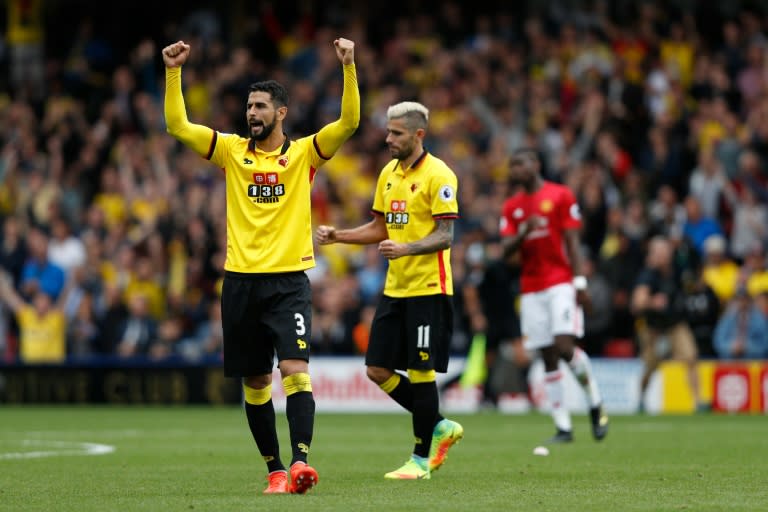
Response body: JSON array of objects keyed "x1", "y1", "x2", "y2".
[{"x1": 2, "y1": 0, "x2": 768, "y2": 366}]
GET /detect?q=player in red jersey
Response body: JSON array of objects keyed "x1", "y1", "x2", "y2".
[{"x1": 500, "y1": 148, "x2": 608, "y2": 443}]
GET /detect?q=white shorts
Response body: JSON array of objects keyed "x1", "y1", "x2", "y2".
[{"x1": 520, "y1": 282, "x2": 584, "y2": 350}]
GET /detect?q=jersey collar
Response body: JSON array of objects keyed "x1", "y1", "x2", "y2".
[
  {"x1": 248, "y1": 134, "x2": 291, "y2": 155},
  {"x1": 395, "y1": 149, "x2": 428, "y2": 174}
]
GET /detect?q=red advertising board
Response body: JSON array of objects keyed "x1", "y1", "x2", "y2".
[{"x1": 712, "y1": 366, "x2": 751, "y2": 413}]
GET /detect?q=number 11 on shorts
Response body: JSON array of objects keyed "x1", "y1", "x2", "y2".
[{"x1": 417, "y1": 324, "x2": 430, "y2": 348}]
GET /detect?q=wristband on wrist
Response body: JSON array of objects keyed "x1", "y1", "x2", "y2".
[{"x1": 573, "y1": 275, "x2": 588, "y2": 291}]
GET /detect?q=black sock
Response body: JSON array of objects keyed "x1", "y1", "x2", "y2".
[
  {"x1": 388, "y1": 374, "x2": 414, "y2": 411},
  {"x1": 244, "y1": 400, "x2": 284, "y2": 473},
  {"x1": 387, "y1": 374, "x2": 444, "y2": 426},
  {"x1": 286, "y1": 391, "x2": 315, "y2": 465},
  {"x1": 411, "y1": 382, "x2": 439, "y2": 459}
]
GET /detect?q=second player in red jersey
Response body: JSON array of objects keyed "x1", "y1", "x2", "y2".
[
  {"x1": 500, "y1": 180, "x2": 582, "y2": 293},
  {"x1": 500, "y1": 148, "x2": 608, "y2": 445}
]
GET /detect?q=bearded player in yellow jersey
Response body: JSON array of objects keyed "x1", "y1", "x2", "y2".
[
  {"x1": 163, "y1": 38, "x2": 359, "y2": 495},
  {"x1": 316, "y1": 102, "x2": 463, "y2": 480}
]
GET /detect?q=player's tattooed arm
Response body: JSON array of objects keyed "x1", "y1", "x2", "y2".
[
  {"x1": 406, "y1": 218, "x2": 454, "y2": 255},
  {"x1": 379, "y1": 218, "x2": 454, "y2": 259}
]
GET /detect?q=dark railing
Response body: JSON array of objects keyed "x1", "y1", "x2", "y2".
[{"x1": 0, "y1": 356, "x2": 241, "y2": 405}]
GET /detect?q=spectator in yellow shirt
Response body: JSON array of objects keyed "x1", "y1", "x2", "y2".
[
  {"x1": 701, "y1": 234, "x2": 739, "y2": 304},
  {"x1": 741, "y1": 245, "x2": 768, "y2": 297},
  {"x1": 0, "y1": 271, "x2": 66, "y2": 364},
  {"x1": 123, "y1": 254, "x2": 165, "y2": 320}
]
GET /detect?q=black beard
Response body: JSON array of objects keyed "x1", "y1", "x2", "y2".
[
  {"x1": 390, "y1": 144, "x2": 413, "y2": 161},
  {"x1": 250, "y1": 119, "x2": 277, "y2": 141}
]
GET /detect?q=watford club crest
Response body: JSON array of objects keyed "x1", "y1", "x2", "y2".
[
  {"x1": 410, "y1": 183, "x2": 419, "y2": 193},
  {"x1": 540, "y1": 199, "x2": 553, "y2": 213},
  {"x1": 278, "y1": 156, "x2": 289, "y2": 167}
]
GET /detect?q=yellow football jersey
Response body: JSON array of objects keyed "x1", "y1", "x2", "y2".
[
  {"x1": 17, "y1": 306, "x2": 66, "y2": 363},
  {"x1": 372, "y1": 151, "x2": 459, "y2": 297},
  {"x1": 208, "y1": 134, "x2": 325, "y2": 273}
]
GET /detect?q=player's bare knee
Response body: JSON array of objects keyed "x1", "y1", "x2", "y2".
[
  {"x1": 366, "y1": 366, "x2": 392, "y2": 385},
  {"x1": 244, "y1": 374, "x2": 271, "y2": 389},
  {"x1": 279, "y1": 358, "x2": 308, "y2": 378},
  {"x1": 554, "y1": 335, "x2": 575, "y2": 360},
  {"x1": 540, "y1": 346, "x2": 560, "y2": 371}
]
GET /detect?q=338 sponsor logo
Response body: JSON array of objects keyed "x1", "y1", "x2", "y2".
[
  {"x1": 386, "y1": 199, "x2": 409, "y2": 228},
  {"x1": 248, "y1": 172, "x2": 285, "y2": 203},
  {"x1": 385, "y1": 211, "x2": 409, "y2": 225}
]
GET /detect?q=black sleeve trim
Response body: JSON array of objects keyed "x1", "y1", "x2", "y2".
[
  {"x1": 313, "y1": 135, "x2": 331, "y2": 160},
  {"x1": 205, "y1": 131, "x2": 218, "y2": 160}
]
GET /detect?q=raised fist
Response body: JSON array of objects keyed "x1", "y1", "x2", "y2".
[
  {"x1": 162, "y1": 41, "x2": 191, "y2": 68},
  {"x1": 334, "y1": 38, "x2": 355, "y2": 65}
]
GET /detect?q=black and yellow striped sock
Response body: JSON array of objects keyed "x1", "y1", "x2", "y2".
[
  {"x1": 243, "y1": 383, "x2": 285, "y2": 473},
  {"x1": 283, "y1": 373, "x2": 315, "y2": 465}
]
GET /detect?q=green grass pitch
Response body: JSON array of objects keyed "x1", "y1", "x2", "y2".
[{"x1": 1, "y1": 407, "x2": 765, "y2": 511}]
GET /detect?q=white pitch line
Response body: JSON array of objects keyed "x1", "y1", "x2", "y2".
[
  {"x1": 0, "y1": 440, "x2": 115, "y2": 460},
  {"x1": 2, "y1": 429, "x2": 141, "y2": 437}
]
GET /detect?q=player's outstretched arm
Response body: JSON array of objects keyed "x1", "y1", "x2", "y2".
[
  {"x1": 163, "y1": 41, "x2": 217, "y2": 157},
  {"x1": 316, "y1": 215, "x2": 387, "y2": 246},
  {"x1": 314, "y1": 38, "x2": 360, "y2": 158}
]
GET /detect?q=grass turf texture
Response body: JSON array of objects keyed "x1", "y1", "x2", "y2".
[{"x1": 1, "y1": 407, "x2": 764, "y2": 511}]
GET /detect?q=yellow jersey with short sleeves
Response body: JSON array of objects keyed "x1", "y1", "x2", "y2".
[
  {"x1": 17, "y1": 306, "x2": 66, "y2": 363},
  {"x1": 372, "y1": 151, "x2": 459, "y2": 298},
  {"x1": 207, "y1": 134, "x2": 325, "y2": 273}
]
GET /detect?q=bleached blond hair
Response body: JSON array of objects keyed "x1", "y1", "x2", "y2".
[{"x1": 387, "y1": 101, "x2": 429, "y2": 130}]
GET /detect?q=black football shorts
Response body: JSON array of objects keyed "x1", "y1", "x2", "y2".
[
  {"x1": 221, "y1": 271, "x2": 312, "y2": 377},
  {"x1": 365, "y1": 294, "x2": 453, "y2": 373}
]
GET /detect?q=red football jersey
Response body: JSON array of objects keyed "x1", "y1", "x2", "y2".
[{"x1": 499, "y1": 181, "x2": 581, "y2": 293}]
